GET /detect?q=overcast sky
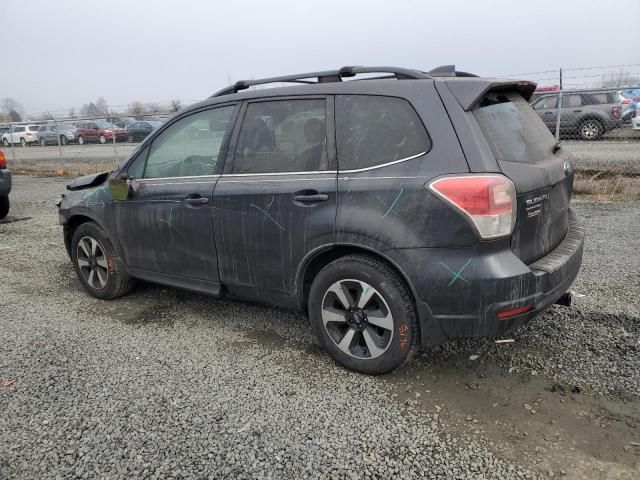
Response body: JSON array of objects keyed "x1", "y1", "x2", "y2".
[{"x1": 2, "y1": 0, "x2": 638, "y2": 115}]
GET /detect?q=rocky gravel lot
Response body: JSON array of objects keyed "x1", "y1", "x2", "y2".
[{"x1": 1, "y1": 176, "x2": 639, "y2": 479}]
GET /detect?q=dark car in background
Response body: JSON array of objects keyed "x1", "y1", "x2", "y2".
[
  {"x1": 57, "y1": 65, "x2": 583, "y2": 374},
  {"x1": 37, "y1": 123, "x2": 78, "y2": 146},
  {"x1": 531, "y1": 88, "x2": 622, "y2": 140},
  {"x1": 0, "y1": 150, "x2": 11, "y2": 219},
  {"x1": 110, "y1": 116, "x2": 137, "y2": 129},
  {"x1": 125, "y1": 120, "x2": 164, "y2": 142},
  {"x1": 75, "y1": 120, "x2": 127, "y2": 144}
]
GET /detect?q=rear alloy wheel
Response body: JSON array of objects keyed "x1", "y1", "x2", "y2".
[
  {"x1": 579, "y1": 119, "x2": 603, "y2": 140},
  {"x1": 20, "y1": 138, "x2": 27, "y2": 147},
  {"x1": 60, "y1": 135, "x2": 67, "y2": 146},
  {"x1": 71, "y1": 222, "x2": 135, "y2": 300},
  {"x1": 308, "y1": 254, "x2": 419, "y2": 374},
  {"x1": 40, "y1": 137, "x2": 46, "y2": 146},
  {"x1": 2, "y1": 138, "x2": 9, "y2": 147},
  {"x1": 78, "y1": 136, "x2": 85, "y2": 145},
  {"x1": 0, "y1": 195, "x2": 9, "y2": 220},
  {"x1": 99, "y1": 134, "x2": 107, "y2": 144}
]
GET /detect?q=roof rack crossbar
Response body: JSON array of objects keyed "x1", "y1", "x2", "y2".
[{"x1": 210, "y1": 66, "x2": 431, "y2": 97}]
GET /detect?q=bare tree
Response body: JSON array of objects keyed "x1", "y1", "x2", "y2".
[
  {"x1": 1, "y1": 98, "x2": 25, "y2": 116},
  {"x1": 129, "y1": 101, "x2": 144, "y2": 116},
  {"x1": 68, "y1": 107, "x2": 76, "y2": 119},
  {"x1": 95, "y1": 97, "x2": 109, "y2": 116}
]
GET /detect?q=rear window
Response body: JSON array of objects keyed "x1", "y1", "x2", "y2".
[
  {"x1": 336, "y1": 95, "x2": 430, "y2": 170},
  {"x1": 474, "y1": 91, "x2": 555, "y2": 163}
]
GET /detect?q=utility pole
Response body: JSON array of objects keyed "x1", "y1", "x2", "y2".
[{"x1": 554, "y1": 68, "x2": 563, "y2": 141}]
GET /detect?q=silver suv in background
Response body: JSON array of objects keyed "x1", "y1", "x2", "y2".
[
  {"x1": 531, "y1": 89, "x2": 622, "y2": 140},
  {"x1": 37, "y1": 123, "x2": 78, "y2": 146}
]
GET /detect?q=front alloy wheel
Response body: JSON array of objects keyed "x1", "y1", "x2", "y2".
[
  {"x1": 76, "y1": 236, "x2": 109, "y2": 290},
  {"x1": 579, "y1": 119, "x2": 603, "y2": 140},
  {"x1": 322, "y1": 279, "x2": 394, "y2": 359}
]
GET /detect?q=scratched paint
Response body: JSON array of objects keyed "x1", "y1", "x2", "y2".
[
  {"x1": 159, "y1": 207, "x2": 186, "y2": 240},
  {"x1": 381, "y1": 187, "x2": 405, "y2": 218},
  {"x1": 250, "y1": 196, "x2": 286, "y2": 232},
  {"x1": 439, "y1": 259, "x2": 471, "y2": 286}
]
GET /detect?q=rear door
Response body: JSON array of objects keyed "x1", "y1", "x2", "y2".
[
  {"x1": 472, "y1": 90, "x2": 573, "y2": 264},
  {"x1": 213, "y1": 96, "x2": 337, "y2": 300}
]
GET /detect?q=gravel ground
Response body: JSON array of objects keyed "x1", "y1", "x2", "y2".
[{"x1": 1, "y1": 176, "x2": 639, "y2": 480}]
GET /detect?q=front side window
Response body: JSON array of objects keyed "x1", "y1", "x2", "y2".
[
  {"x1": 336, "y1": 95, "x2": 429, "y2": 170},
  {"x1": 233, "y1": 99, "x2": 328, "y2": 174},
  {"x1": 143, "y1": 106, "x2": 235, "y2": 178}
]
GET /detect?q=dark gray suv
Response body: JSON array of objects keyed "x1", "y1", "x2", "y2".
[{"x1": 57, "y1": 66, "x2": 584, "y2": 374}]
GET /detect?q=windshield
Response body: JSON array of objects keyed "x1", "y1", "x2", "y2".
[{"x1": 473, "y1": 91, "x2": 556, "y2": 163}]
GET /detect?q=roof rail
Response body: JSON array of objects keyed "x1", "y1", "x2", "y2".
[
  {"x1": 427, "y1": 65, "x2": 478, "y2": 78},
  {"x1": 210, "y1": 66, "x2": 431, "y2": 97}
]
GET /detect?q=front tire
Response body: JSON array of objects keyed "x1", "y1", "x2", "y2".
[
  {"x1": 40, "y1": 137, "x2": 46, "y2": 146},
  {"x1": 0, "y1": 195, "x2": 9, "y2": 220},
  {"x1": 308, "y1": 254, "x2": 419, "y2": 374},
  {"x1": 20, "y1": 138, "x2": 27, "y2": 147},
  {"x1": 99, "y1": 135, "x2": 107, "y2": 144},
  {"x1": 60, "y1": 135, "x2": 67, "y2": 146},
  {"x1": 78, "y1": 135, "x2": 85, "y2": 145},
  {"x1": 71, "y1": 222, "x2": 135, "y2": 300}
]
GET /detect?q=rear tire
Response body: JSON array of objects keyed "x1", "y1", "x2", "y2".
[
  {"x1": 20, "y1": 138, "x2": 27, "y2": 147},
  {"x1": 308, "y1": 254, "x2": 419, "y2": 375},
  {"x1": 0, "y1": 195, "x2": 9, "y2": 220},
  {"x1": 579, "y1": 119, "x2": 604, "y2": 140},
  {"x1": 78, "y1": 136, "x2": 85, "y2": 145},
  {"x1": 60, "y1": 135, "x2": 67, "y2": 146},
  {"x1": 40, "y1": 137, "x2": 46, "y2": 146},
  {"x1": 71, "y1": 222, "x2": 135, "y2": 300},
  {"x1": 2, "y1": 138, "x2": 9, "y2": 147}
]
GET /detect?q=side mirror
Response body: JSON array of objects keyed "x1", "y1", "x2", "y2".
[{"x1": 108, "y1": 177, "x2": 131, "y2": 200}]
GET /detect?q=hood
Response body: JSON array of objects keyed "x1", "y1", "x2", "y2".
[{"x1": 66, "y1": 171, "x2": 110, "y2": 191}]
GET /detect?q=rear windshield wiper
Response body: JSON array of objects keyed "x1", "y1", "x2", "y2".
[{"x1": 553, "y1": 142, "x2": 562, "y2": 154}]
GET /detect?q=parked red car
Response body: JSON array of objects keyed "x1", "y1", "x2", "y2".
[{"x1": 75, "y1": 120, "x2": 127, "y2": 144}]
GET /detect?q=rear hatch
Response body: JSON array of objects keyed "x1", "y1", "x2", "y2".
[{"x1": 473, "y1": 90, "x2": 573, "y2": 264}]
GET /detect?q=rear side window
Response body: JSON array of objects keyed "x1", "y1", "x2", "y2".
[
  {"x1": 562, "y1": 95, "x2": 582, "y2": 108},
  {"x1": 474, "y1": 91, "x2": 555, "y2": 163},
  {"x1": 233, "y1": 99, "x2": 328, "y2": 174},
  {"x1": 14, "y1": 127, "x2": 25, "y2": 133},
  {"x1": 336, "y1": 95, "x2": 429, "y2": 170}
]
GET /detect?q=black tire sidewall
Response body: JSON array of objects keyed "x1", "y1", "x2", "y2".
[
  {"x1": 308, "y1": 257, "x2": 417, "y2": 375},
  {"x1": 71, "y1": 222, "x2": 122, "y2": 300},
  {"x1": 0, "y1": 195, "x2": 9, "y2": 220}
]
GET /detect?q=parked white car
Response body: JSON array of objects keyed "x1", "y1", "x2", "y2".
[
  {"x1": 632, "y1": 113, "x2": 640, "y2": 130},
  {"x1": 1, "y1": 125, "x2": 40, "y2": 146}
]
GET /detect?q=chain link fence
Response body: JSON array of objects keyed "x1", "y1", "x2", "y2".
[{"x1": 0, "y1": 64, "x2": 638, "y2": 180}]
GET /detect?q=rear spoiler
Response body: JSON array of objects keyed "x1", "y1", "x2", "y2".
[{"x1": 444, "y1": 78, "x2": 537, "y2": 111}]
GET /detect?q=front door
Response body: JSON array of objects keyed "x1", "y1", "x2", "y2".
[
  {"x1": 533, "y1": 94, "x2": 559, "y2": 130},
  {"x1": 213, "y1": 97, "x2": 337, "y2": 301},
  {"x1": 114, "y1": 104, "x2": 238, "y2": 292}
]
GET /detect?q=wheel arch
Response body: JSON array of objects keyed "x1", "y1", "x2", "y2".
[
  {"x1": 63, "y1": 214, "x2": 104, "y2": 256},
  {"x1": 296, "y1": 244, "x2": 419, "y2": 315}
]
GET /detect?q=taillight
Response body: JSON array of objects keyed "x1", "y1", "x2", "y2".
[
  {"x1": 26, "y1": 132, "x2": 32, "y2": 136},
  {"x1": 0, "y1": 150, "x2": 6, "y2": 168},
  {"x1": 612, "y1": 106, "x2": 621, "y2": 119},
  {"x1": 428, "y1": 175, "x2": 516, "y2": 239},
  {"x1": 622, "y1": 99, "x2": 632, "y2": 104}
]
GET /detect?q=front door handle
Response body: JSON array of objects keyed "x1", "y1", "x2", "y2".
[
  {"x1": 573, "y1": 110, "x2": 582, "y2": 113},
  {"x1": 184, "y1": 195, "x2": 209, "y2": 205},
  {"x1": 294, "y1": 193, "x2": 329, "y2": 204}
]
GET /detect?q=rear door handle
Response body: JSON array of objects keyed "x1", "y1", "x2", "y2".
[
  {"x1": 294, "y1": 193, "x2": 329, "y2": 204},
  {"x1": 573, "y1": 110, "x2": 582, "y2": 113},
  {"x1": 184, "y1": 195, "x2": 209, "y2": 205}
]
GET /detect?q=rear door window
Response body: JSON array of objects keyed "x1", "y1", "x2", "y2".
[
  {"x1": 474, "y1": 91, "x2": 555, "y2": 163},
  {"x1": 562, "y1": 95, "x2": 582, "y2": 108},
  {"x1": 232, "y1": 99, "x2": 328, "y2": 174},
  {"x1": 533, "y1": 96, "x2": 558, "y2": 110},
  {"x1": 336, "y1": 95, "x2": 429, "y2": 170}
]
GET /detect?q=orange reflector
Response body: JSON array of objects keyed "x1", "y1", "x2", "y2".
[
  {"x1": 497, "y1": 305, "x2": 532, "y2": 319},
  {"x1": 0, "y1": 150, "x2": 6, "y2": 169}
]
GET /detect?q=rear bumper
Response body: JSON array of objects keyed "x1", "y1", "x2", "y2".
[
  {"x1": 387, "y1": 209, "x2": 585, "y2": 347},
  {"x1": 0, "y1": 169, "x2": 11, "y2": 196}
]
